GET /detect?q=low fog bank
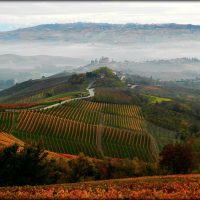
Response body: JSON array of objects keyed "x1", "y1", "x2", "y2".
[
  {"x1": 1, "y1": 41, "x2": 200, "y2": 62},
  {"x1": 1, "y1": 40, "x2": 200, "y2": 89}
]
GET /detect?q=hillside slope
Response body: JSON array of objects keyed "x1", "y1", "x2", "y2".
[
  {"x1": 0, "y1": 110, "x2": 175, "y2": 162},
  {"x1": 0, "y1": 131, "x2": 24, "y2": 148},
  {"x1": 0, "y1": 73, "x2": 90, "y2": 103},
  {"x1": 0, "y1": 99, "x2": 159, "y2": 162},
  {"x1": 0, "y1": 68, "x2": 180, "y2": 162},
  {"x1": 0, "y1": 66, "x2": 122, "y2": 104}
]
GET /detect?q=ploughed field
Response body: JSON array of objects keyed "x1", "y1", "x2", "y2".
[
  {"x1": 0, "y1": 174, "x2": 199, "y2": 199},
  {"x1": 0, "y1": 100, "x2": 164, "y2": 161}
]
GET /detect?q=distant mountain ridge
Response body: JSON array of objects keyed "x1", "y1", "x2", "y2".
[{"x1": 1, "y1": 22, "x2": 200, "y2": 44}]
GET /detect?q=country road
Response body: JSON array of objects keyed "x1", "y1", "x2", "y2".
[
  {"x1": 4, "y1": 82, "x2": 95, "y2": 112},
  {"x1": 41, "y1": 82, "x2": 95, "y2": 110}
]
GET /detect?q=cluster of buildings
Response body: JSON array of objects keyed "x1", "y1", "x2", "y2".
[{"x1": 90, "y1": 57, "x2": 110, "y2": 65}]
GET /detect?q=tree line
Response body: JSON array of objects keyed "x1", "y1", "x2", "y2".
[{"x1": 0, "y1": 141, "x2": 198, "y2": 187}]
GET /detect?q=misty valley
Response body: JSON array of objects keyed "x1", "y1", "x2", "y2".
[{"x1": 0, "y1": 21, "x2": 200, "y2": 199}]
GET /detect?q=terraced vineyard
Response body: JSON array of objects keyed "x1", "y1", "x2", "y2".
[
  {"x1": 0, "y1": 112, "x2": 14, "y2": 132},
  {"x1": 0, "y1": 131, "x2": 24, "y2": 148},
  {"x1": 42, "y1": 101, "x2": 144, "y2": 131},
  {"x1": 13, "y1": 111, "x2": 102, "y2": 158},
  {"x1": 0, "y1": 100, "x2": 160, "y2": 162}
]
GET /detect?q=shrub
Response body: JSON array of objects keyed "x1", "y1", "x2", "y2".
[
  {"x1": 159, "y1": 143, "x2": 195, "y2": 174},
  {"x1": 96, "y1": 157, "x2": 158, "y2": 180},
  {"x1": 68, "y1": 153, "x2": 98, "y2": 182}
]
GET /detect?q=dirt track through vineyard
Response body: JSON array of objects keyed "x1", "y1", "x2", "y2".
[
  {"x1": 41, "y1": 82, "x2": 95, "y2": 110},
  {"x1": 96, "y1": 113, "x2": 104, "y2": 157}
]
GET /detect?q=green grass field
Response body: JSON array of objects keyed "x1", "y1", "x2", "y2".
[{"x1": 143, "y1": 94, "x2": 171, "y2": 104}]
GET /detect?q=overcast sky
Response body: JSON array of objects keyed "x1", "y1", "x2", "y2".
[{"x1": 1, "y1": 2, "x2": 200, "y2": 31}]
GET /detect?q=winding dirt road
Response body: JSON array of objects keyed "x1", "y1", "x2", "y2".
[{"x1": 41, "y1": 82, "x2": 95, "y2": 110}]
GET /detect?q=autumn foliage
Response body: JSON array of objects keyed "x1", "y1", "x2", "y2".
[
  {"x1": 0, "y1": 103, "x2": 38, "y2": 109},
  {"x1": 0, "y1": 174, "x2": 199, "y2": 199},
  {"x1": 160, "y1": 143, "x2": 195, "y2": 174}
]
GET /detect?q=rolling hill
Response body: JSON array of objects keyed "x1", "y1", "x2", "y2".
[
  {"x1": 0, "y1": 72, "x2": 89, "y2": 104},
  {"x1": 0, "y1": 99, "x2": 159, "y2": 162},
  {"x1": 0, "y1": 67, "x2": 180, "y2": 162}
]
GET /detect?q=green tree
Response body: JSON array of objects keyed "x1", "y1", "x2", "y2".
[
  {"x1": 0, "y1": 144, "x2": 19, "y2": 186},
  {"x1": 0, "y1": 142, "x2": 58, "y2": 186}
]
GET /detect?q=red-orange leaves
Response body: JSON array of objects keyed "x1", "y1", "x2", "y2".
[{"x1": 0, "y1": 174, "x2": 199, "y2": 199}]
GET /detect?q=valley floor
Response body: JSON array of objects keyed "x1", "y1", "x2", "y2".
[{"x1": 0, "y1": 174, "x2": 199, "y2": 199}]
